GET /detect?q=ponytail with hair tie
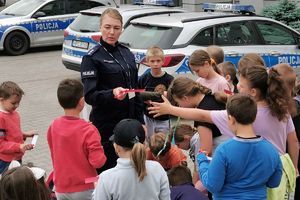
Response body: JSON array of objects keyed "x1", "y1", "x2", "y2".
[{"x1": 210, "y1": 58, "x2": 216, "y2": 66}]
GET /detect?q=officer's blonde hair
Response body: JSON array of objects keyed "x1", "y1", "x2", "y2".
[{"x1": 100, "y1": 8, "x2": 123, "y2": 26}]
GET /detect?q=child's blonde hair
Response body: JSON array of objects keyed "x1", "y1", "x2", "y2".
[
  {"x1": 146, "y1": 46, "x2": 164, "y2": 62},
  {"x1": 0, "y1": 81, "x2": 24, "y2": 99},
  {"x1": 149, "y1": 132, "x2": 171, "y2": 157}
]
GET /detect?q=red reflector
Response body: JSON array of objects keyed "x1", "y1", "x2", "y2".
[
  {"x1": 162, "y1": 54, "x2": 185, "y2": 68},
  {"x1": 91, "y1": 35, "x2": 101, "y2": 42},
  {"x1": 63, "y1": 30, "x2": 69, "y2": 38},
  {"x1": 140, "y1": 54, "x2": 185, "y2": 68}
]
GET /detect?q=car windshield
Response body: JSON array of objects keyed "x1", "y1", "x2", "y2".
[
  {"x1": 119, "y1": 23, "x2": 182, "y2": 49},
  {"x1": 0, "y1": 0, "x2": 46, "y2": 16},
  {"x1": 69, "y1": 13, "x2": 100, "y2": 32}
]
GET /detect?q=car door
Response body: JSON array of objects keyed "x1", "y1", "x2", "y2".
[
  {"x1": 30, "y1": 0, "x2": 73, "y2": 46},
  {"x1": 253, "y1": 20, "x2": 300, "y2": 68},
  {"x1": 214, "y1": 21, "x2": 271, "y2": 67}
]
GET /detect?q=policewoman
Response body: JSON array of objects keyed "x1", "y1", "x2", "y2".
[{"x1": 80, "y1": 8, "x2": 144, "y2": 173}]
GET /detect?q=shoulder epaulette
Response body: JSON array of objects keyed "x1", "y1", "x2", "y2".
[
  {"x1": 118, "y1": 43, "x2": 129, "y2": 50},
  {"x1": 87, "y1": 45, "x2": 101, "y2": 56}
]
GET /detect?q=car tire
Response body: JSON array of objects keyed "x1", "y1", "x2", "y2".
[
  {"x1": 0, "y1": 0, "x2": 6, "y2": 6},
  {"x1": 4, "y1": 31, "x2": 29, "y2": 56}
]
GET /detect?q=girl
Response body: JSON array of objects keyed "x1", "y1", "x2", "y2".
[
  {"x1": 189, "y1": 49, "x2": 230, "y2": 93},
  {"x1": 147, "y1": 132, "x2": 187, "y2": 171},
  {"x1": 0, "y1": 166, "x2": 49, "y2": 200},
  {"x1": 149, "y1": 65, "x2": 298, "y2": 200},
  {"x1": 167, "y1": 77, "x2": 228, "y2": 156},
  {"x1": 93, "y1": 119, "x2": 170, "y2": 200}
]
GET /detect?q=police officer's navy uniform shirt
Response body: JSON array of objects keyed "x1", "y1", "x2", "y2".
[{"x1": 81, "y1": 38, "x2": 144, "y2": 142}]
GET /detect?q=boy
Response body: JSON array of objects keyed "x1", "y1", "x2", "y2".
[
  {"x1": 217, "y1": 61, "x2": 238, "y2": 93},
  {"x1": 168, "y1": 165, "x2": 209, "y2": 200},
  {"x1": 0, "y1": 81, "x2": 35, "y2": 174},
  {"x1": 197, "y1": 94, "x2": 282, "y2": 200},
  {"x1": 47, "y1": 79, "x2": 106, "y2": 200},
  {"x1": 138, "y1": 46, "x2": 174, "y2": 138}
]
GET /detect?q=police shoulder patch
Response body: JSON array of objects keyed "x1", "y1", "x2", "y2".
[
  {"x1": 81, "y1": 70, "x2": 96, "y2": 78},
  {"x1": 87, "y1": 45, "x2": 101, "y2": 56}
]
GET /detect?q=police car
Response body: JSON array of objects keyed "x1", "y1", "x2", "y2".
[
  {"x1": 0, "y1": 0, "x2": 114, "y2": 55},
  {"x1": 118, "y1": 3, "x2": 300, "y2": 76},
  {"x1": 61, "y1": 0, "x2": 185, "y2": 71}
]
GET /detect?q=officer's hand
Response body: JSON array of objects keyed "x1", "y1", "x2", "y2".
[{"x1": 113, "y1": 87, "x2": 128, "y2": 100}]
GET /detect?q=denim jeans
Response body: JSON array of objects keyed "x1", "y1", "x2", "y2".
[{"x1": 0, "y1": 160, "x2": 10, "y2": 174}]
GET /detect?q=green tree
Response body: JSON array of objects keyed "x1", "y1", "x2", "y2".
[{"x1": 262, "y1": 0, "x2": 300, "y2": 32}]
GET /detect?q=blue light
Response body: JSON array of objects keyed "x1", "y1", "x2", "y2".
[
  {"x1": 133, "y1": 0, "x2": 174, "y2": 6},
  {"x1": 202, "y1": 3, "x2": 255, "y2": 14}
]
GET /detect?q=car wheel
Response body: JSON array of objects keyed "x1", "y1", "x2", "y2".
[{"x1": 4, "y1": 31, "x2": 29, "y2": 55}]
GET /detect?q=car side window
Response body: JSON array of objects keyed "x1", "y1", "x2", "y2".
[
  {"x1": 216, "y1": 22, "x2": 257, "y2": 45},
  {"x1": 256, "y1": 21, "x2": 296, "y2": 45},
  {"x1": 66, "y1": 0, "x2": 105, "y2": 14},
  {"x1": 190, "y1": 27, "x2": 213, "y2": 46},
  {"x1": 38, "y1": 0, "x2": 65, "y2": 16}
]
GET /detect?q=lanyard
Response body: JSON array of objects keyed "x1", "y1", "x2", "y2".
[{"x1": 99, "y1": 43, "x2": 132, "y2": 89}]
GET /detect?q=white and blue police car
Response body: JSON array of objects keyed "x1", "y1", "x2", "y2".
[
  {"x1": 0, "y1": 0, "x2": 114, "y2": 55},
  {"x1": 118, "y1": 3, "x2": 300, "y2": 76},
  {"x1": 61, "y1": 0, "x2": 186, "y2": 71}
]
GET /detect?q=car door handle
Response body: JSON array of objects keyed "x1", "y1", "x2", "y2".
[
  {"x1": 227, "y1": 51, "x2": 239, "y2": 56},
  {"x1": 270, "y1": 51, "x2": 281, "y2": 56}
]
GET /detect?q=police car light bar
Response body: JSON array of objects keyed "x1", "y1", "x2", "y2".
[
  {"x1": 202, "y1": 3, "x2": 255, "y2": 14},
  {"x1": 133, "y1": 0, "x2": 174, "y2": 6}
]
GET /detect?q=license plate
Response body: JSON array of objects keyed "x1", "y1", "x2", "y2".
[{"x1": 72, "y1": 40, "x2": 89, "y2": 49}]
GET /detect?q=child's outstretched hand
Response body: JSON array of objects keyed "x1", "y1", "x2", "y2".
[
  {"x1": 20, "y1": 143, "x2": 34, "y2": 153},
  {"x1": 23, "y1": 130, "x2": 38, "y2": 138},
  {"x1": 148, "y1": 95, "x2": 172, "y2": 117}
]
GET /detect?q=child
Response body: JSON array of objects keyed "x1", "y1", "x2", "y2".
[
  {"x1": 197, "y1": 94, "x2": 282, "y2": 199},
  {"x1": 206, "y1": 45, "x2": 224, "y2": 65},
  {"x1": 167, "y1": 77, "x2": 227, "y2": 156},
  {"x1": 206, "y1": 45, "x2": 224, "y2": 74},
  {"x1": 0, "y1": 166, "x2": 49, "y2": 200},
  {"x1": 93, "y1": 118, "x2": 170, "y2": 200},
  {"x1": 172, "y1": 124, "x2": 202, "y2": 188},
  {"x1": 172, "y1": 124, "x2": 199, "y2": 162},
  {"x1": 168, "y1": 165, "x2": 209, "y2": 200},
  {"x1": 7, "y1": 160, "x2": 51, "y2": 200},
  {"x1": 149, "y1": 65, "x2": 298, "y2": 200},
  {"x1": 147, "y1": 132, "x2": 187, "y2": 171},
  {"x1": 189, "y1": 49, "x2": 230, "y2": 93},
  {"x1": 274, "y1": 63, "x2": 300, "y2": 199},
  {"x1": 47, "y1": 79, "x2": 106, "y2": 200},
  {"x1": 217, "y1": 61, "x2": 238, "y2": 93},
  {"x1": 138, "y1": 46, "x2": 174, "y2": 137},
  {"x1": 0, "y1": 81, "x2": 35, "y2": 174},
  {"x1": 237, "y1": 53, "x2": 266, "y2": 74}
]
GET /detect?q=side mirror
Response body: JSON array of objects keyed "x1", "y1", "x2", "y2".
[{"x1": 32, "y1": 11, "x2": 46, "y2": 19}]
